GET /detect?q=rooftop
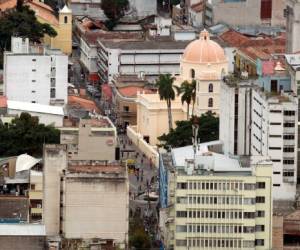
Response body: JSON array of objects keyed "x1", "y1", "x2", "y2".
[
  {"x1": 67, "y1": 164, "x2": 125, "y2": 175},
  {"x1": 117, "y1": 86, "x2": 156, "y2": 98},
  {"x1": 7, "y1": 100, "x2": 65, "y2": 116},
  {"x1": 68, "y1": 95, "x2": 100, "y2": 113},
  {"x1": 62, "y1": 116, "x2": 113, "y2": 128},
  {"x1": 0, "y1": 224, "x2": 45, "y2": 236},
  {"x1": 99, "y1": 39, "x2": 189, "y2": 50}
]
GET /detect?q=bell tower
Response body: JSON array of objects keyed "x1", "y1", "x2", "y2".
[{"x1": 58, "y1": 5, "x2": 72, "y2": 55}]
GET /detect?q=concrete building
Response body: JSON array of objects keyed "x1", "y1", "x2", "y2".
[
  {"x1": 43, "y1": 144, "x2": 128, "y2": 249},
  {"x1": 128, "y1": 0, "x2": 157, "y2": 18},
  {"x1": 219, "y1": 76, "x2": 253, "y2": 156},
  {"x1": 285, "y1": 0, "x2": 300, "y2": 54},
  {"x1": 96, "y1": 39, "x2": 189, "y2": 84},
  {"x1": 159, "y1": 143, "x2": 273, "y2": 250},
  {"x1": 29, "y1": 169, "x2": 43, "y2": 222},
  {"x1": 4, "y1": 37, "x2": 68, "y2": 106},
  {"x1": 59, "y1": 116, "x2": 118, "y2": 161},
  {"x1": 251, "y1": 87, "x2": 298, "y2": 200},
  {"x1": 205, "y1": 0, "x2": 286, "y2": 27}
]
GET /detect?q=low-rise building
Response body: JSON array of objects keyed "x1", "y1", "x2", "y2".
[
  {"x1": 59, "y1": 116, "x2": 118, "y2": 161},
  {"x1": 159, "y1": 143, "x2": 273, "y2": 250},
  {"x1": 43, "y1": 144, "x2": 128, "y2": 249}
]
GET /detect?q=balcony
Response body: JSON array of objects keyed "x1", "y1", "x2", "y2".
[
  {"x1": 31, "y1": 207, "x2": 42, "y2": 214},
  {"x1": 29, "y1": 191, "x2": 43, "y2": 200}
]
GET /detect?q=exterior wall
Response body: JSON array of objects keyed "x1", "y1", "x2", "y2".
[
  {"x1": 286, "y1": 0, "x2": 300, "y2": 53},
  {"x1": 271, "y1": 0, "x2": 286, "y2": 27},
  {"x1": 4, "y1": 50, "x2": 68, "y2": 106},
  {"x1": 80, "y1": 38, "x2": 98, "y2": 73},
  {"x1": 188, "y1": 9, "x2": 203, "y2": 28},
  {"x1": 39, "y1": 12, "x2": 72, "y2": 55},
  {"x1": 43, "y1": 145, "x2": 67, "y2": 236},
  {"x1": 136, "y1": 95, "x2": 185, "y2": 145},
  {"x1": 251, "y1": 90, "x2": 298, "y2": 200},
  {"x1": 7, "y1": 108, "x2": 64, "y2": 127},
  {"x1": 69, "y1": 3, "x2": 105, "y2": 19},
  {"x1": 0, "y1": 236, "x2": 46, "y2": 250},
  {"x1": 173, "y1": 164, "x2": 273, "y2": 250},
  {"x1": 63, "y1": 176, "x2": 129, "y2": 245},
  {"x1": 129, "y1": 0, "x2": 157, "y2": 17}
]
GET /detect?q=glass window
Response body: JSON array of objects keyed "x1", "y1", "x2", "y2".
[
  {"x1": 208, "y1": 97, "x2": 213, "y2": 107},
  {"x1": 208, "y1": 83, "x2": 213, "y2": 92},
  {"x1": 191, "y1": 69, "x2": 195, "y2": 79}
]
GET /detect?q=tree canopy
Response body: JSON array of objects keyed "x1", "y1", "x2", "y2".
[
  {"x1": 101, "y1": 0, "x2": 129, "y2": 30},
  {"x1": 158, "y1": 112, "x2": 219, "y2": 148},
  {"x1": 0, "y1": 0, "x2": 57, "y2": 67},
  {"x1": 0, "y1": 112, "x2": 60, "y2": 157}
]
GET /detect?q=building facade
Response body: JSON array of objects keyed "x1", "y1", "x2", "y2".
[
  {"x1": 96, "y1": 39, "x2": 189, "y2": 84},
  {"x1": 159, "y1": 144, "x2": 273, "y2": 250},
  {"x1": 4, "y1": 37, "x2": 68, "y2": 106},
  {"x1": 285, "y1": 0, "x2": 300, "y2": 54}
]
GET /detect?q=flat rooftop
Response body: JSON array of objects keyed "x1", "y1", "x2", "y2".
[
  {"x1": 62, "y1": 116, "x2": 113, "y2": 128},
  {"x1": 68, "y1": 165, "x2": 124, "y2": 174},
  {"x1": 99, "y1": 39, "x2": 190, "y2": 50}
]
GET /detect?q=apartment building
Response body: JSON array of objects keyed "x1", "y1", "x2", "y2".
[
  {"x1": 251, "y1": 88, "x2": 298, "y2": 200},
  {"x1": 96, "y1": 39, "x2": 189, "y2": 84},
  {"x1": 3, "y1": 37, "x2": 68, "y2": 106},
  {"x1": 43, "y1": 144, "x2": 129, "y2": 249},
  {"x1": 59, "y1": 116, "x2": 119, "y2": 161},
  {"x1": 159, "y1": 143, "x2": 273, "y2": 250}
]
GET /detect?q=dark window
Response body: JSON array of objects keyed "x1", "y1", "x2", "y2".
[
  {"x1": 255, "y1": 225, "x2": 265, "y2": 232},
  {"x1": 270, "y1": 122, "x2": 281, "y2": 125},
  {"x1": 177, "y1": 183, "x2": 187, "y2": 189},
  {"x1": 64, "y1": 16, "x2": 68, "y2": 23},
  {"x1": 273, "y1": 171, "x2": 280, "y2": 174},
  {"x1": 283, "y1": 159, "x2": 294, "y2": 164},
  {"x1": 256, "y1": 211, "x2": 265, "y2": 217},
  {"x1": 269, "y1": 135, "x2": 281, "y2": 138},
  {"x1": 208, "y1": 83, "x2": 213, "y2": 92},
  {"x1": 256, "y1": 182, "x2": 265, "y2": 189},
  {"x1": 255, "y1": 239, "x2": 264, "y2": 246},
  {"x1": 256, "y1": 196, "x2": 265, "y2": 203},
  {"x1": 284, "y1": 110, "x2": 295, "y2": 116},
  {"x1": 123, "y1": 106, "x2": 129, "y2": 112},
  {"x1": 191, "y1": 69, "x2": 195, "y2": 79},
  {"x1": 270, "y1": 110, "x2": 282, "y2": 113},
  {"x1": 271, "y1": 159, "x2": 281, "y2": 162},
  {"x1": 273, "y1": 184, "x2": 281, "y2": 187},
  {"x1": 269, "y1": 147, "x2": 281, "y2": 150},
  {"x1": 283, "y1": 147, "x2": 294, "y2": 152},
  {"x1": 208, "y1": 98, "x2": 213, "y2": 107},
  {"x1": 283, "y1": 134, "x2": 295, "y2": 140},
  {"x1": 32, "y1": 69, "x2": 36, "y2": 72},
  {"x1": 50, "y1": 88, "x2": 56, "y2": 98},
  {"x1": 176, "y1": 211, "x2": 187, "y2": 217},
  {"x1": 283, "y1": 171, "x2": 294, "y2": 177},
  {"x1": 284, "y1": 122, "x2": 295, "y2": 127},
  {"x1": 32, "y1": 59, "x2": 36, "y2": 62}
]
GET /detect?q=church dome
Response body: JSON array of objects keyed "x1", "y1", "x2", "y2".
[{"x1": 182, "y1": 29, "x2": 226, "y2": 64}]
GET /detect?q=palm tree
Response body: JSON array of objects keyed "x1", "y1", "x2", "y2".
[
  {"x1": 178, "y1": 80, "x2": 196, "y2": 119},
  {"x1": 155, "y1": 74, "x2": 176, "y2": 131}
]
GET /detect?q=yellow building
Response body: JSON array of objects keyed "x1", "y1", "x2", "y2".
[
  {"x1": 29, "y1": 169, "x2": 43, "y2": 222},
  {"x1": 0, "y1": 0, "x2": 72, "y2": 55},
  {"x1": 128, "y1": 29, "x2": 228, "y2": 147},
  {"x1": 161, "y1": 145, "x2": 273, "y2": 250}
]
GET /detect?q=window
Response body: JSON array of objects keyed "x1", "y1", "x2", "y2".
[
  {"x1": 31, "y1": 90, "x2": 36, "y2": 93},
  {"x1": 269, "y1": 147, "x2": 281, "y2": 150},
  {"x1": 273, "y1": 171, "x2": 280, "y2": 174},
  {"x1": 50, "y1": 88, "x2": 56, "y2": 98},
  {"x1": 283, "y1": 159, "x2": 294, "y2": 164},
  {"x1": 255, "y1": 225, "x2": 265, "y2": 232},
  {"x1": 244, "y1": 183, "x2": 255, "y2": 190},
  {"x1": 284, "y1": 122, "x2": 295, "y2": 127},
  {"x1": 31, "y1": 101, "x2": 36, "y2": 103},
  {"x1": 244, "y1": 212, "x2": 255, "y2": 219},
  {"x1": 190, "y1": 69, "x2": 195, "y2": 79},
  {"x1": 283, "y1": 147, "x2": 294, "y2": 152},
  {"x1": 255, "y1": 239, "x2": 264, "y2": 246},
  {"x1": 269, "y1": 135, "x2": 281, "y2": 138},
  {"x1": 272, "y1": 159, "x2": 281, "y2": 162},
  {"x1": 256, "y1": 210, "x2": 265, "y2": 217},
  {"x1": 244, "y1": 226, "x2": 255, "y2": 233},
  {"x1": 284, "y1": 110, "x2": 295, "y2": 116},
  {"x1": 176, "y1": 211, "x2": 187, "y2": 217},
  {"x1": 256, "y1": 196, "x2": 265, "y2": 203},
  {"x1": 208, "y1": 83, "x2": 213, "y2": 92},
  {"x1": 270, "y1": 122, "x2": 281, "y2": 125},
  {"x1": 64, "y1": 16, "x2": 68, "y2": 23},
  {"x1": 177, "y1": 182, "x2": 187, "y2": 189},
  {"x1": 270, "y1": 110, "x2": 282, "y2": 113},
  {"x1": 273, "y1": 184, "x2": 281, "y2": 187},
  {"x1": 30, "y1": 184, "x2": 35, "y2": 190},
  {"x1": 283, "y1": 134, "x2": 295, "y2": 140},
  {"x1": 176, "y1": 240, "x2": 187, "y2": 246},
  {"x1": 283, "y1": 171, "x2": 294, "y2": 177},
  {"x1": 123, "y1": 106, "x2": 129, "y2": 112},
  {"x1": 32, "y1": 58, "x2": 36, "y2": 62},
  {"x1": 256, "y1": 182, "x2": 265, "y2": 189},
  {"x1": 32, "y1": 80, "x2": 36, "y2": 82},
  {"x1": 32, "y1": 69, "x2": 36, "y2": 72},
  {"x1": 208, "y1": 98, "x2": 213, "y2": 107},
  {"x1": 176, "y1": 225, "x2": 187, "y2": 232}
]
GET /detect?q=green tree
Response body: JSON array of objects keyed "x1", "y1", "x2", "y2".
[
  {"x1": 156, "y1": 74, "x2": 177, "y2": 131},
  {"x1": 178, "y1": 80, "x2": 196, "y2": 119},
  {"x1": 158, "y1": 112, "x2": 219, "y2": 148},
  {"x1": 101, "y1": 0, "x2": 129, "y2": 30},
  {"x1": 0, "y1": 0, "x2": 57, "y2": 67},
  {"x1": 129, "y1": 215, "x2": 151, "y2": 250},
  {"x1": 0, "y1": 112, "x2": 60, "y2": 156}
]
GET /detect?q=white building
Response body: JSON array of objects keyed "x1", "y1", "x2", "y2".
[
  {"x1": 285, "y1": 0, "x2": 300, "y2": 53},
  {"x1": 251, "y1": 88, "x2": 298, "y2": 200},
  {"x1": 7, "y1": 100, "x2": 65, "y2": 127},
  {"x1": 4, "y1": 37, "x2": 68, "y2": 106},
  {"x1": 79, "y1": 35, "x2": 98, "y2": 74},
  {"x1": 96, "y1": 39, "x2": 189, "y2": 83},
  {"x1": 220, "y1": 78, "x2": 253, "y2": 156}
]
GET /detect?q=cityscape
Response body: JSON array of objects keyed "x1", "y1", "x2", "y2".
[{"x1": 0, "y1": 0, "x2": 299, "y2": 249}]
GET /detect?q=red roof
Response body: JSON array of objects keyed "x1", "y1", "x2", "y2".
[
  {"x1": 118, "y1": 86, "x2": 156, "y2": 98},
  {"x1": 0, "y1": 96, "x2": 7, "y2": 108},
  {"x1": 220, "y1": 30, "x2": 250, "y2": 47},
  {"x1": 68, "y1": 95, "x2": 100, "y2": 113}
]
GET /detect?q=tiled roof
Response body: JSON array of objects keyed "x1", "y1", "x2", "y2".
[
  {"x1": 68, "y1": 95, "x2": 100, "y2": 113},
  {"x1": 0, "y1": 0, "x2": 58, "y2": 26},
  {"x1": 118, "y1": 86, "x2": 156, "y2": 98},
  {"x1": 220, "y1": 30, "x2": 250, "y2": 47},
  {"x1": 0, "y1": 96, "x2": 7, "y2": 108}
]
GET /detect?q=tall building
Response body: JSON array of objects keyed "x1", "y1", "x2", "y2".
[
  {"x1": 43, "y1": 144, "x2": 128, "y2": 249},
  {"x1": 159, "y1": 144, "x2": 273, "y2": 250},
  {"x1": 285, "y1": 0, "x2": 300, "y2": 53},
  {"x1": 3, "y1": 37, "x2": 68, "y2": 106},
  {"x1": 251, "y1": 87, "x2": 298, "y2": 200}
]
